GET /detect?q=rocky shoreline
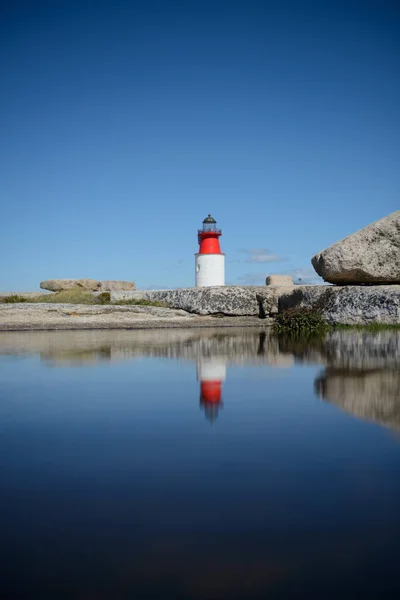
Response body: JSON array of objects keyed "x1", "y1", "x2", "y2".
[
  {"x1": 1, "y1": 283, "x2": 399, "y2": 330},
  {"x1": 1, "y1": 210, "x2": 399, "y2": 330}
]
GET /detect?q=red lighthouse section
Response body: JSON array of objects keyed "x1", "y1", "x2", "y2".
[
  {"x1": 198, "y1": 214, "x2": 222, "y2": 254},
  {"x1": 200, "y1": 380, "x2": 222, "y2": 403}
]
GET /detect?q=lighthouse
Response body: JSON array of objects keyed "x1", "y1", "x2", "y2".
[
  {"x1": 195, "y1": 214, "x2": 225, "y2": 287},
  {"x1": 197, "y1": 357, "x2": 226, "y2": 423}
]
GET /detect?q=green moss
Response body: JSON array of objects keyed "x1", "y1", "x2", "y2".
[
  {"x1": 114, "y1": 298, "x2": 169, "y2": 308},
  {"x1": 30, "y1": 289, "x2": 97, "y2": 304},
  {"x1": 0, "y1": 295, "x2": 29, "y2": 303},
  {"x1": 1, "y1": 289, "x2": 109, "y2": 305},
  {"x1": 96, "y1": 292, "x2": 111, "y2": 304},
  {"x1": 273, "y1": 307, "x2": 330, "y2": 334},
  {"x1": 0, "y1": 290, "x2": 170, "y2": 307}
]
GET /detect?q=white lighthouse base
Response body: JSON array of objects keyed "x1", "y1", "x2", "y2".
[
  {"x1": 197, "y1": 359, "x2": 227, "y2": 382},
  {"x1": 195, "y1": 254, "x2": 225, "y2": 287}
]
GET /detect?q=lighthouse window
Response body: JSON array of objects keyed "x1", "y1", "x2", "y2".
[{"x1": 197, "y1": 263, "x2": 200, "y2": 272}]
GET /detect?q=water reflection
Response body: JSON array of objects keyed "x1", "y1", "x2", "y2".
[
  {"x1": 315, "y1": 368, "x2": 400, "y2": 431},
  {"x1": 197, "y1": 357, "x2": 226, "y2": 423},
  {"x1": 279, "y1": 330, "x2": 400, "y2": 431},
  {"x1": 1, "y1": 328, "x2": 400, "y2": 599},
  {"x1": 0, "y1": 328, "x2": 399, "y2": 430}
]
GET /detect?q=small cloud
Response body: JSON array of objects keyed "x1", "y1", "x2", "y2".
[
  {"x1": 173, "y1": 260, "x2": 184, "y2": 269},
  {"x1": 239, "y1": 248, "x2": 284, "y2": 263},
  {"x1": 227, "y1": 259, "x2": 241, "y2": 264}
]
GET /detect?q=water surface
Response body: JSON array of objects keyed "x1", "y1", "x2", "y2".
[{"x1": 1, "y1": 328, "x2": 399, "y2": 599}]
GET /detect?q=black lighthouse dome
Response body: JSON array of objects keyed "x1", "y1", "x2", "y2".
[{"x1": 202, "y1": 214, "x2": 217, "y2": 232}]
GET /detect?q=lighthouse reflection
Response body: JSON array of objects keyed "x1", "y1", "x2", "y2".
[{"x1": 197, "y1": 357, "x2": 227, "y2": 423}]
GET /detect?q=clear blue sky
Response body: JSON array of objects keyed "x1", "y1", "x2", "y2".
[{"x1": 1, "y1": 0, "x2": 399, "y2": 290}]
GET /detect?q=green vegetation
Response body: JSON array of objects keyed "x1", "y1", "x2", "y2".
[
  {"x1": 273, "y1": 307, "x2": 330, "y2": 334},
  {"x1": 0, "y1": 295, "x2": 29, "y2": 303},
  {"x1": 273, "y1": 307, "x2": 400, "y2": 333},
  {"x1": 0, "y1": 290, "x2": 168, "y2": 308},
  {"x1": 0, "y1": 289, "x2": 100, "y2": 305},
  {"x1": 31, "y1": 289, "x2": 99, "y2": 304},
  {"x1": 114, "y1": 298, "x2": 168, "y2": 308},
  {"x1": 96, "y1": 292, "x2": 111, "y2": 304}
]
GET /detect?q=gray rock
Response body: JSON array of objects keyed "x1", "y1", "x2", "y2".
[
  {"x1": 100, "y1": 280, "x2": 136, "y2": 291},
  {"x1": 266, "y1": 275, "x2": 293, "y2": 286},
  {"x1": 40, "y1": 279, "x2": 101, "y2": 292},
  {"x1": 0, "y1": 303, "x2": 269, "y2": 331},
  {"x1": 279, "y1": 284, "x2": 400, "y2": 325},
  {"x1": 312, "y1": 210, "x2": 400, "y2": 284},
  {"x1": 112, "y1": 286, "x2": 277, "y2": 316},
  {"x1": 112, "y1": 284, "x2": 400, "y2": 324}
]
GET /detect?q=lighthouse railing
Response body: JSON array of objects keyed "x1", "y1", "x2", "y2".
[{"x1": 198, "y1": 228, "x2": 222, "y2": 235}]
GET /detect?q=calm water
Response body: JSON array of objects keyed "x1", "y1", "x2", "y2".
[{"x1": 1, "y1": 328, "x2": 400, "y2": 600}]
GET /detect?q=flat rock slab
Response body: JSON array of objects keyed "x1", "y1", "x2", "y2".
[
  {"x1": 112, "y1": 286, "x2": 280, "y2": 316},
  {"x1": 100, "y1": 280, "x2": 136, "y2": 291},
  {"x1": 312, "y1": 210, "x2": 400, "y2": 284},
  {"x1": 40, "y1": 279, "x2": 101, "y2": 291},
  {"x1": 0, "y1": 303, "x2": 270, "y2": 331}
]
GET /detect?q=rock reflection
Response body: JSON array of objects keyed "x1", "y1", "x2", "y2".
[
  {"x1": 311, "y1": 331, "x2": 400, "y2": 431},
  {"x1": 315, "y1": 368, "x2": 400, "y2": 430},
  {"x1": 277, "y1": 330, "x2": 400, "y2": 430},
  {"x1": 0, "y1": 329, "x2": 290, "y2": 367},
  {"x1": 0, "y1": 328, "x2": 399, "y2": 429}
]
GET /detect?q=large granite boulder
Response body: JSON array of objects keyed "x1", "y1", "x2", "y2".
[
  {"x1": 111, "y1": 286, "x2": 276, "y2": 316},
  {"x1": 100, "y1": 280, "x2": 136, "y2": 291},
  {"x1": 312, "y1": 210, "x2": 400, "y2": 284},
  {"x1": 279, "y1": 284, "x2": 400, "y2": 325},
  {"x1": 40, "y1": 279, "x2": 101, "y2": 292}
]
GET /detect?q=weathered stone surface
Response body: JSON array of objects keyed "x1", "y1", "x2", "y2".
[
  {"x1": 312, "y1": 210, "x2": 400, "y2": 284},
  {"x1": 100, "y1": 280, "x2": 136, "y2": 291},
  {"x1": 316, "y1": 369, "x2": 400, "y2": 431},
  {"x1": 266, "y1": 275, "x2": 293, "y2": 286},
  {"x1": 256, "y1": 288, "x2": 282, "y2": 315},
  {"x1": 112, "y1": 286, "x2": 276, "y2": 316},
  {"x1": 112, "y1": 284, "x2": 400, "y2": 323},
  {"x1": 40, "y1": 279, "x2": 101, "y2": 292},
  {"x1": 279, "y1": 284, "x2": 400, "y2": 325},
  {"x1": 0, "y1": 303, "x2": 269, "y2": 331}
]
